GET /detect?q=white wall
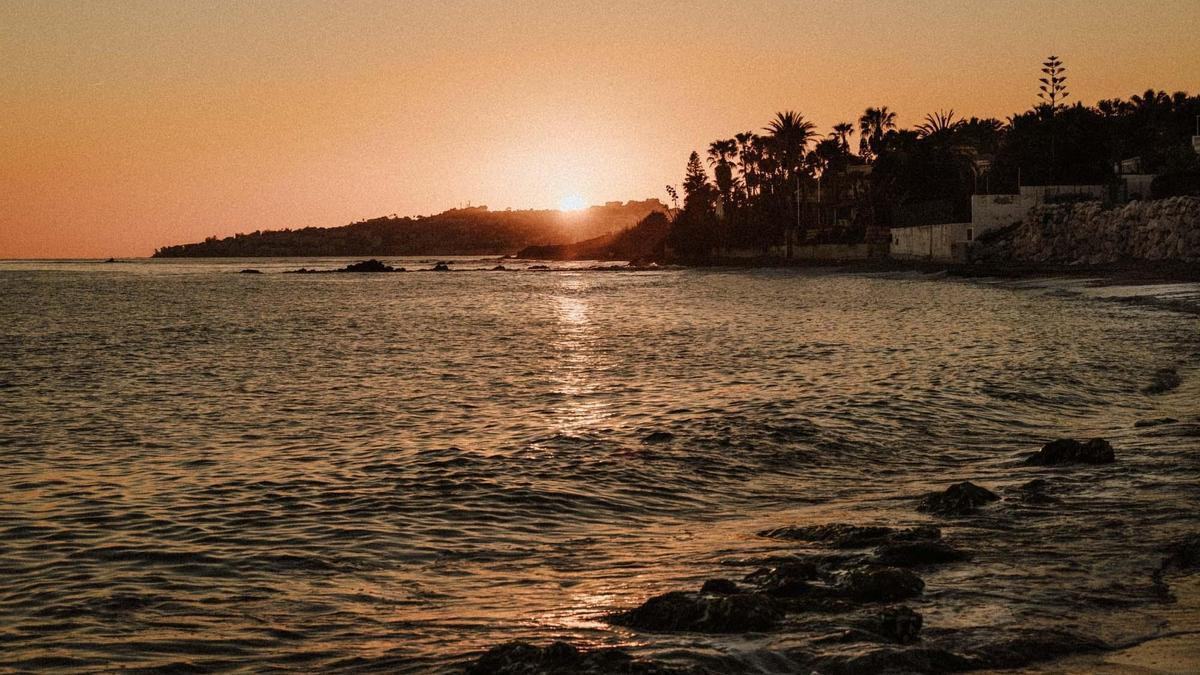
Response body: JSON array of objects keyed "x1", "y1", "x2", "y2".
[
  {"x1": 890, "y1": 223, "x2": 970, "y2": 261},
  {"x1": 971, "y1": 194, "x2": 1028, "y2": 233}
]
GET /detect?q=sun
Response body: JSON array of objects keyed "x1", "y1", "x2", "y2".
[{"x1": 558, "y1": 194, "x2": 587, "y2": 211}]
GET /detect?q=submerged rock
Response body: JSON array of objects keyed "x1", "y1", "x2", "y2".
[
  {"x1": 466, "y1": 640, "x2": 705, "y2": 675},
  {"x1": 342, "y1": 259, "x2": 396, "y2": 273},
  {"x1": 1142, "y1": 367, "x2": 1182, "y2": 394},
  {"x1": 432, "y1": 261, "x2": 451, "y2": 271},
  {"x1": 239, "y1": 268, "x2": 262, "y2": 274},
  {"x1": 917, "y1": 481, "x2": 999, "y2": 515},
  {"x1": 743, "y1": 562, "x2": 820, "y2": 597},
  {"x1": 807, "y1": 646, "x2": 973, "y2": 674},
  {"x1": 873, "y1": 540, "x2": 969, "y2": 567},
  {"x1": 968, "y1": 629, "x2": 1106, "y2": 669},
  {"x1": 641, "y1": 431, "x2": 675, "y2": 444},
  {"x1": 289, "y1": 259, "x2": 403, "y2": 273},
  {"x1": 758, "y1": 523, "x2": 939, "y2": 548},
  {"x1": 1134, "y1": 417, "x2": 1178, "y2": 428},
  {"x1": 1012, "y1": 478, "x2": 1060, "y2": 505},
  {"x1": 850, "y1": 605, "x2": 924, "y2": 644},
  {"x1": 837, "y1": 567, "x2": 925, "y2": 602},
  {"x1": 698, "y1": 578, "x2": 739, "y2": 595},
  {"x1": 1161, "y1": 533, "x2": 1200, "y2": 572},
  {"x1": 491, "y1": 264, "x2": 507, "y2": 271},
  {"x1": 528, "y1": 264, "x2": 551, "y2": 270},
  {"x1": 609, "y1": 590, "x2": 781, "y2": 633},
  {"x1": 1024, "y1": 438, "x2": 1115, "y2": 466}
]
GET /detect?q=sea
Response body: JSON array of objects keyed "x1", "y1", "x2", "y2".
[{"x1": 1, "y1": 257, "x2": 1197, "y2": 673}]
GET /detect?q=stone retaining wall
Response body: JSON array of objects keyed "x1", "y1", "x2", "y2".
[{"x1": 971, "y1": 196, "x2": 1200, "y2": 264}]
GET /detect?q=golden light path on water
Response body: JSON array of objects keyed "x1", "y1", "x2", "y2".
[{"x1": 550, "y1": 274, "x2": 611, "y2": 436}]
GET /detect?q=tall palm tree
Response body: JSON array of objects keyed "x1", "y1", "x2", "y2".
[
  {"x1": 734, "y1": 132, "x2": 759, "y2": 197},
  {"x1": 764, "y1": 111, "x2": 817, "y2": 184},
  {"x1": 831, "y1": 122, "x2": 854, "y2": 151},
  {"x1": 707, "y1": 139, "x2": 738, "y2": 167},
  {"x1": 858, "y1": 106, "x2": 897, "y2": 161}
]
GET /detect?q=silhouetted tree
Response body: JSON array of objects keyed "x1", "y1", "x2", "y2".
[
  {"x1": 1037, "y1": 55, "x2": 1069, "y2": 114},
  {"x1": 858, "y1": 106, "x2": 897, "y2": 162}
]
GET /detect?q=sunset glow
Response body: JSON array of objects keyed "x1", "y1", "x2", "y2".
[
  {"x1": 558, "y1": 194, "x2": 587, "y2": 211},
  {"x1": 2, "y1": 0, "x2": 1199, "y2": 258}
]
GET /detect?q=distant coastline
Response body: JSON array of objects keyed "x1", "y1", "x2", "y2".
[{"x1": 152, "y1": 200, "x2": 666, "y2": 259}]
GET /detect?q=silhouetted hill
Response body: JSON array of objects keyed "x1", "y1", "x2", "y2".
[
  {"x1": 153, "y1": 200, "x2": 666, "y2": 257},
  {"x1": 517, "y1": 211, "x2": 671, "y2": 261}
]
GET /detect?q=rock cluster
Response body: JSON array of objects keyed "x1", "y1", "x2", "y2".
[
  {"x1": 917, "y1": 481, "x2": 1000, "y2": 515},
  {"x1": 288, "y1": 259, "x2": 404, "y2": 273},
  {"x1": 1142, "y1": 367, "x2": 1182, "y2": 395},
  {"x1": 467, "y1": 436, "x2": 1149, "y2": 673},
  {"x1": 971, "y1": 196, "x2": 1200, "y2": 264},
  {"x1": 1024, "y1": 438, "x2": 1115, "y2": 466},
  {"x1": 466, "y1": 640, "x2": 705, "y2": 675},
  {"x1": 608, "y1": 590, "x2": 782, "y2": 633}
]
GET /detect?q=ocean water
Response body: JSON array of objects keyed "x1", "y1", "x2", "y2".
[{"x1": 1, "y1": 258, "x2": 1197, "y2": 673}]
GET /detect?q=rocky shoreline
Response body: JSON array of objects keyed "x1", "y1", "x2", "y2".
[{"x1": 462, "y1": 436, "x2": 1200, "y2": 674}]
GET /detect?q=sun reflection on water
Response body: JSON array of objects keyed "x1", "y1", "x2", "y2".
[{"x1": 549, "y1": 275, "x2": 611, "y2": 434}]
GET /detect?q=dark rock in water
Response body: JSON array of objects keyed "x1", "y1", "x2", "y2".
[
  {"x1": 699, "y1": 578, "x2": 739, "y2": 595},
  {"x1": 609, "y1": 590, "x2": 781, "y2": 633},
  {"x1": 850, "y1": 605, "x2": 924, "y2": 644},
  {"x1": 757, "y1": 523, "x2": 939, "y2": 548},
  {"x1": 807, "y1": 646, "x2": 973, "y2": 674},
  {"x1": 1024, "y1": 438, "x2": 1115, "y2": 466},
  {"x1": 239, "y1": 269, "x2": 262, "y2": 274},
  {"x1": 758, "y1": 523, "x2": 892, "y2": 547},
  {"x1": 917, "y1": 481, "x2": 1000, "y2": 515},
  {"x1": 1012, "y1": 478, "x2": 1060, "y2": 505},
  {"x1": 873, "y1": 540, "x2": 969, "y2": 567},
  {"x1": 465, "y1": 640, "x2": 705, "y2": 675},
  {"x1": 104, "y1": 257, "x2": 117, "y2": 263},
  {"x1": 968, "y1": 629, "x2": 1106, "y2": 668},
  {"x1": 837, "y1": 567, "x2": 924, "y2": 602},
  {"x1": 491, "y1": 264, "x2": 507, "y2": 271},
  {"x1": 1142, "y1": 367, "x2": 1182, "y2": 394},
  {"x1": 1134, "y1": 417, "x2": 1178, "y2": 428},
  {"x1": 528, "y1": 264, "x2": 551, "y2": 270},
  {"x1": 641, "y1": 431, "x2": 675, "y2": 444},
  {"x1": 342, "y1": 259, "x2": 395, "y2": 273},
  {"x1": 743, "y1": 562, "x2": 820, "y2": 597},
  {"x1": 1160, "y1": 533, "x2": 1200, "y2": 572},
  {"x1": 432, "y1": 261, "x2": 450, "y2": 271}
]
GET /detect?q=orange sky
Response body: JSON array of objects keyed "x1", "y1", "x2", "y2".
[{"x1": 3, "y1": 0, "x2": 1199, "y2": 258}]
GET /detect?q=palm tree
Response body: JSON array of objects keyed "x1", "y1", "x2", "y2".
[
  {"x1": 734, "y1": 132, "x2": 760, "y2": 197},
  {"x1": 916, "y1": 109, "x2": 961, "y2": 138},
  {"x1": 707, "y1": 139, "x2": 738, "y2": 167},
  {"x1": 706, "y1": 139, "x2": 739, "y2": 210},
  {"x1": 858, "y1": 106, "x2": 897, "y2": 161},
  {"x1": 764, "y1": 110, "x2": 817, "y2": 183},
  {"x1": 831, "y1": 122, "x2": 854, "y2": 151}
]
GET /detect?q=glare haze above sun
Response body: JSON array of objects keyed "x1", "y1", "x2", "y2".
[{"x1": 559, "y1": 194, "x2": 587, "y2": 211}]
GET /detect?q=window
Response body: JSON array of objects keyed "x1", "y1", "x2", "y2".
[{"x1": 966, "y1": 228, "x2": 974, "y2": 242}]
